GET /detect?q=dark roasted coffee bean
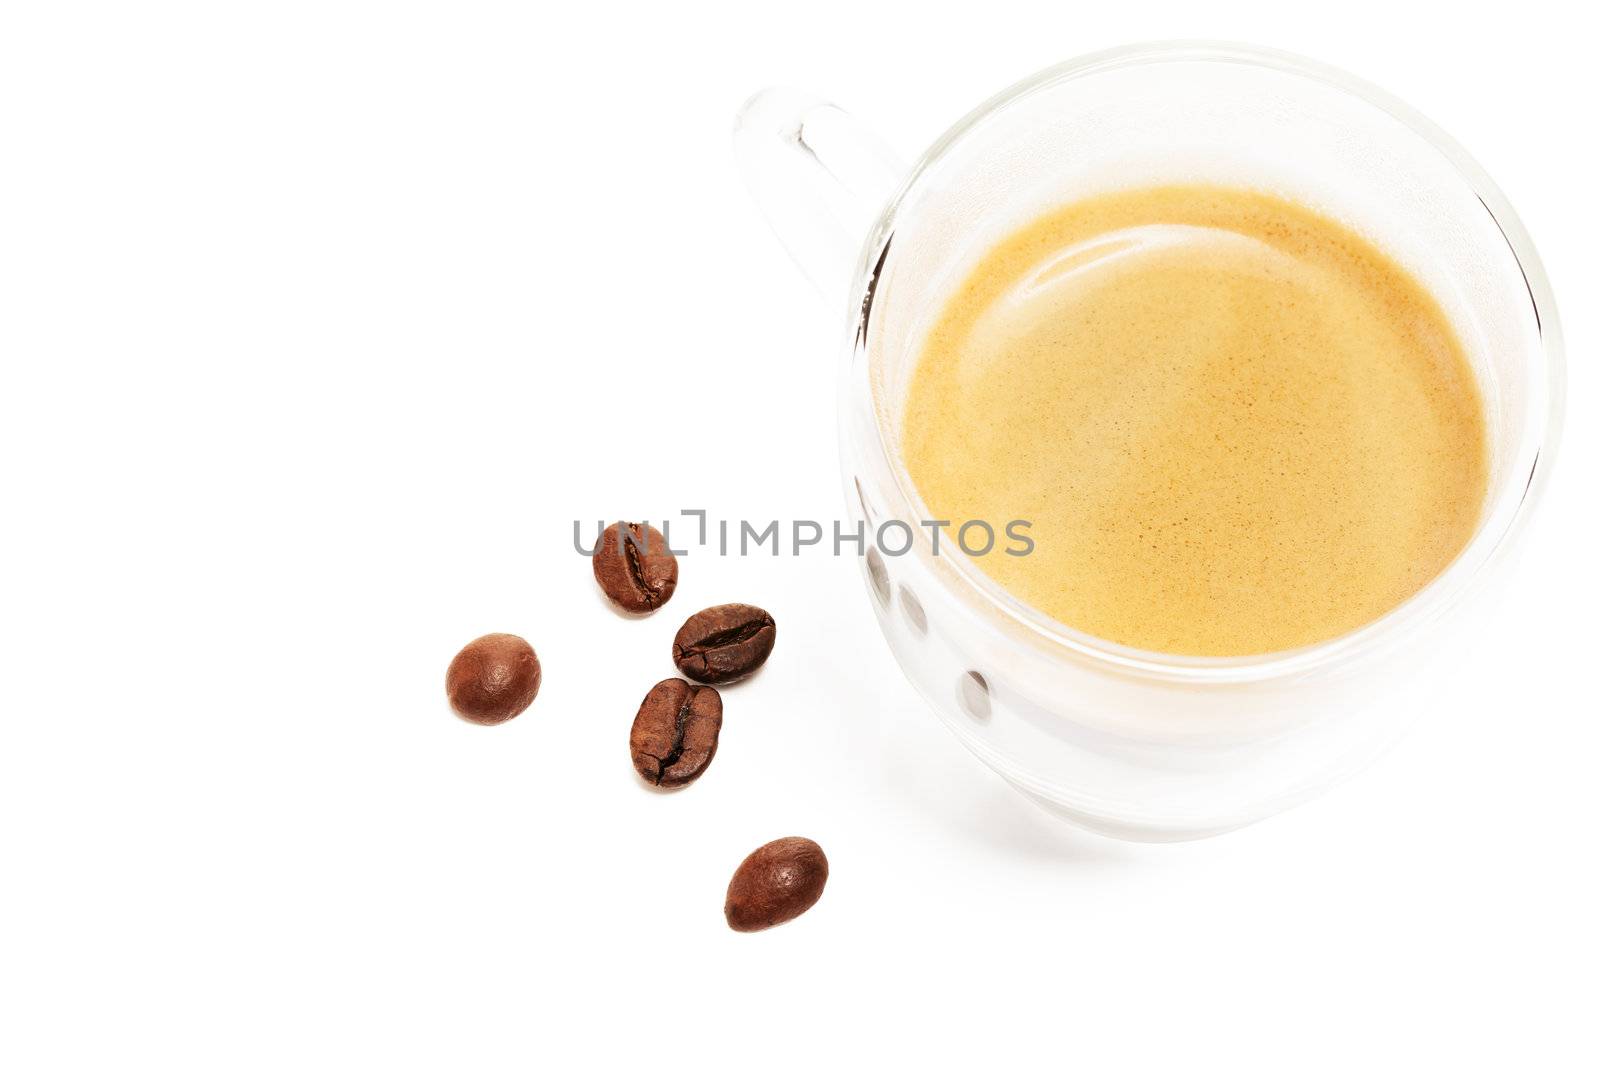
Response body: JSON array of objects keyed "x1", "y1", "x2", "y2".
[
  {"x1": 629, "y1": 678, "x2": 723, "y2": 788},
  {"x1": 591, "y1": 521, "x2": 678, "y2": 613},
  {"x1": 446, "y1": 633, "x2": 541, "y2": 725},
  {"x1": 725, "y1": 837, "x2": 828, "y2": 932},
  {"x1": 672, "y1": 603, "x2": 775, "y2": 683}
]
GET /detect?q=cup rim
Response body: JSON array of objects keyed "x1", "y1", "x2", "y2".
[{"x1": 853, "y1": 40, "x2": 1566, "y2": 684}]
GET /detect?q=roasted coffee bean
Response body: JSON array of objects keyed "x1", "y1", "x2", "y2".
[
  {"x1": 446, "y1": 633, "x2": 541, "y2": 725},
  {"x1": 629, "y1": 678, "x2": 723, "y2": 788},
  {"x1": 725, "y1": 837, "x2": 828, "y2": 932},
  {"x1": 591, "y1": 521, "x2": 678, "y2": 613},
  {"x1": 672, "y1": 603, "x2": 775, "y2": 683}
]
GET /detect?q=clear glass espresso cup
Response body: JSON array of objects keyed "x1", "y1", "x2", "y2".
[{"x1": 735, "y1": 43, "x2": 1564, "y2": 840}]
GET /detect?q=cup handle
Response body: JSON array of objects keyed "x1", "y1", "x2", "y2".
[{"x1": 734, "y1": 88, "x2": 906, "y2": 312}]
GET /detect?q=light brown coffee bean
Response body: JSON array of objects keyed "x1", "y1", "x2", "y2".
[
  {"x1": 725, "y1": 837, "x2": 828, "y2": 932},
  {"x1": 672, "y1": 603, "x2": 775, "y2": 683},
  {"x1": 446, "y1": 633, "x2": 540, "y2": 725},
  {"x1": 591, "y1": 521, "x2": 678, "y2": 613},
  {"x1": 629, "y1": 678, "x2": 723, "y2": 788}
]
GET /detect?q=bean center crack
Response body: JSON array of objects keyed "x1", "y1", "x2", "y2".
[
  {"x1": 651, "y1": 696, "x2": 696, "y2": 783},
  {"x1": 691, "y1": 619, "x2": 770, "y2": 651},
  {"x1": 622, "y1": 524, "x2": 658, "y2": 605}
]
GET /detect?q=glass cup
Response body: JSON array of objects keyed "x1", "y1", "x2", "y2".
[{"x1": 735, "y1": 43, "x2": 1564, "y2": 841}]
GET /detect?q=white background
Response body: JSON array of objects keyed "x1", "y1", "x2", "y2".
[{"x1": 2, "y1": 2, "x2": 1596, "y2": 1064}]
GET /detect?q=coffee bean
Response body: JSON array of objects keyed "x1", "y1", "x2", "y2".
[
  {"x1": 672, "y1": 603, "x2": 775, "y2": 683},
  {"x1": 446, "y1": 633, "x2": 541, "y2": 725},
  {"x1": 629, "y1": 678, "x2": 723, "y2": 788},
  {"x1": 592, "y1": 521, "x2": 678, "y2": 613},
  {"x1": 725, "y1": 837, "x2": 828, "y2": 932}
]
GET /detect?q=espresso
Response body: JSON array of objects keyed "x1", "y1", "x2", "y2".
[{"x1": 901, "y1": 185, "x2": 1488, "y2": 656}]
